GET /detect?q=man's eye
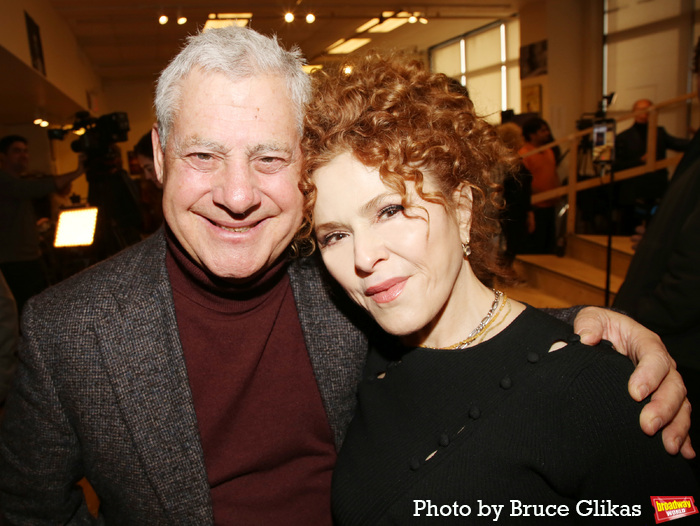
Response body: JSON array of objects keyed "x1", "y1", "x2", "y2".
[
  {"x1": 254, "y1": 156, "x2": 289, "y2": 173},
  {"x1": 195, "y1": 153, "x2": 212, "y2": 161}
]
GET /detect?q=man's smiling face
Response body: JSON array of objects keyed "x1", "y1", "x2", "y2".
[{"x1": 153, "y1": 69, "x2": 304, "y2": 281}]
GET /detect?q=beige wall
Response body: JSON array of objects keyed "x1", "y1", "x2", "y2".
[{"x1": 0, "y1": 0, "x2": 100, "y2": 109}]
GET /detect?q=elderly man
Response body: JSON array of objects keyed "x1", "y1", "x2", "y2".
[{"x1": 0, "y1": 26, "x2": 692, "y2": 524}]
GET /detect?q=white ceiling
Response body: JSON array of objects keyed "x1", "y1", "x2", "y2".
[{"x1": 1, "y1": 1, "x2": 520, "y2": 125}]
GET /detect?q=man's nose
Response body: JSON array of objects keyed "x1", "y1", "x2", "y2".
[
  {"x1": 353, "y1": 229, "x2": 389, "y2": 274},
  {"x1": 212, "y1": 162, "x2": 262, "y2": 215}
]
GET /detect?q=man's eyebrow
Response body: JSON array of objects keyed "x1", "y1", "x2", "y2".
[
  {"x1": 246, "y1": 142, "x2": 296, "y2": 157},
  {"x1": 173, "y1": 135, "x2": 227, "y2": 156}
]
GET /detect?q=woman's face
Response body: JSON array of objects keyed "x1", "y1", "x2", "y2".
[{"x1": 312, "y1": 152, "x2": 471, "y2": 343}]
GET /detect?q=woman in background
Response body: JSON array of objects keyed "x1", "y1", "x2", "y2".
[{"x1": 300, "y1": 53, "x2": 698, "y2": 525}]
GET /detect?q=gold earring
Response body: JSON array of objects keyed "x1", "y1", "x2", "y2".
[{"x1": 462, "y1": 242, "x2": 471, "y2": 258}]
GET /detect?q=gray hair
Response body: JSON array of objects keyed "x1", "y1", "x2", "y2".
[{"x1": 154, "y1": 26, "x2": 310, "y2": 150}]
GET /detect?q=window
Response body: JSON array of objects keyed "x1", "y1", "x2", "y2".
[{"x1": 430, "y1": 19, "x2": 520, "y2": 123}]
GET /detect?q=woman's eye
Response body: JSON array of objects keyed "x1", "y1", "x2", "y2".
[
  {"x1": 378, "y1": 204, "x2": 404, "y2": 220},
  {"x1": 318, "y1": 232, "x2": 348, "y2": 248}
]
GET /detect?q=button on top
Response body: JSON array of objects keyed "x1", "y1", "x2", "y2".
[
  {"x1": 469, "y1": 405, "x2": 481, "y2": 419},
  {"x1": 527, "y1": 351, "x2": 540, "y2": 363},
  {"x1": 439, "y1": 433, "x2": 450, "y2": 447},
  {"x1": 409, "y1": 457, "x2": 421, "y2": 471},
  {"x1": 500, "y1": 376, "x2": 512, "y2": 389}
]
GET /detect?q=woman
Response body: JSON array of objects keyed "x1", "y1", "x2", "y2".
[{"x1": 300, "y1": 54, "x2": 698, "y2": 524}]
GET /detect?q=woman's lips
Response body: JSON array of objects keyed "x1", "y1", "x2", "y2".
[{"x1": 365, "y1": 277, "x2": 408, "y2": 304}]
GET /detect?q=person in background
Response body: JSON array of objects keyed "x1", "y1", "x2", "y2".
[
  {"x1": 496, "y1": 122, "x2": 534, "y2": 264},
  {"x1": 518, "y1": 117, "x2": 560, "y2": 254},
  {"x1": 0, "y1": 26, "x2": 692, "y2": 524},
  {"x1": 301, "y1": 53, "x2": 699, "y2": 523},
  {"x1": 134, "y1": 131, "x2": 164, "y2": 234},
  {"x1": 0, "y1": 135, "x2": 84, "y2": 315},
  {"x1": 613, "y1": 98, "x2": 690, "y2": 234}
]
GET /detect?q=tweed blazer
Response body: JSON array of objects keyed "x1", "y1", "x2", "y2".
[{"x1": 0, "y1": 231, "x2": 370, "y2": 525}]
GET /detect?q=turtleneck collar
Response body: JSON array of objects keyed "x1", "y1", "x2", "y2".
[{"x1": 165, "y1": 224, "x2": 290, "y2": 312}]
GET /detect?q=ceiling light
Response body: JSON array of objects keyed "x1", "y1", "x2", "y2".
[
  {"x1": 284, "y1": 12, "x2": 295, "y2": 23},
  {"x1": 408, "y1": 15, "x2": 417, "y2": 23},
  {"x1": 177, "y1": 17, "x2": 187, "y2": 25},
  {"x1": 40, "y1": 120, "x2": 49, "y2": 127},
  {"x1": 368, "y1": 12, "x2": 411, "y2": 33},
  {"x1": 343, "y1": 66, "x2": 353, "y2": 75},
  {"x1": 158, "y1": 15, "x2": 168, "y2": 25},
  {"x1": 355, "y1": 18, "x2": 379, "y2": 33},
  {"x1": 419, "y1": 17, "x2": 428, "y2": 24},
  {"x1": 306, "y1": 13, "x2": 315, "y2": 23},
  {"x1": 326, "y1": 38, "x2": 345, "y2": 51},
  {"x1": 33, "y1": 118, "x2": 43, "y2": 125},
  {"x1": 204, "y1": 13, "x2": 252, "y2": 30},
  {"x1": 327, "y1": 38, "x2": 372, "y2": 54}
]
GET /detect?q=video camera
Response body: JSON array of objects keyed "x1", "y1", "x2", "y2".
[{"x1": 69, "y1": 111, "x2": 130, "y2": 157}]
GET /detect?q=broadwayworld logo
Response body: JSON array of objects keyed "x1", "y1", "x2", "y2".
[{"x1": 651, "y1": 496, "x2": 698, "y2": 523}]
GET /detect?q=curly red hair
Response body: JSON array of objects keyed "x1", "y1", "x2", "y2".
[{"x1": 298, "y1": 52, "x2": 518, "y2": 285}]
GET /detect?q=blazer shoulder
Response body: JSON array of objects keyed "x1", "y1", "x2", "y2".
[{"x1": 28, "y1": 231, "x2": 168, "y2": 314}]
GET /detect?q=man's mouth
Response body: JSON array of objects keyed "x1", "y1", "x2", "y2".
[
  {"x1": 219, "y1": 224, "x2": 253, "y2": 233},
  {"x1": 207, "y1": 216, "x2": 262, "y2": 233}
]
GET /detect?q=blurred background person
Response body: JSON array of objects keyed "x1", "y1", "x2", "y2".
[
  {"x1": 613, "y1": 98, "x2": 690, "y2": 234},
  {"x1": 134, "y1": 131, "x2": 163, "y2": 235},
  {"x1": 0, "y1": 135, "x2": 84, "y2": 315},
  {"x1": 496, "y1": 122, "x2": 534, "y2": 265},
  {"x1": 518, "y1": 117, "x2": 560, "y2": 254},
  {"x1": 85, "y1": 143, "x2": 143, "y2": 258}
]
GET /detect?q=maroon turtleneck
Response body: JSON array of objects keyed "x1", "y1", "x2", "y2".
[{"x1": 165, "y1": 228, "x2": 336, "y2": 524}]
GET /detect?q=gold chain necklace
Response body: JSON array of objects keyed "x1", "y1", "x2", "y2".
[{"x1": 421, "y1": 289, "x2": 507, "y2": 350}]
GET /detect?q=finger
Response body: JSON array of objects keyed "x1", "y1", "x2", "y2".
[
  {"x1": 660, "y1": 398, "x2": 693, "y2": 456},
  {"x1": 572, "y1": 307, "x2": 606, "y2": 346},
  {"x1": 627, "y1": 347, "x2": 675, "y2": 402},
  {"x1": 680, "y1": 436, "x2": 696, "y2": 460},
  {"x1": 639, "y1": 371, "x2": 687, "y2": 435}
]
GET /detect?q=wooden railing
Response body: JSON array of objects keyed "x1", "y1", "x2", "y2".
[{"x1": 523, "y1": 92, "x2": 696, "y2": 235}]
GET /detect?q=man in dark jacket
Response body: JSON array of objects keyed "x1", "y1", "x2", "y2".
[
  {"x1": 0, "y1": 26, "x2": 693, "y2": 525},
  {"x1": 613, "y1": 98, "x2": 690, "y2": 233}
]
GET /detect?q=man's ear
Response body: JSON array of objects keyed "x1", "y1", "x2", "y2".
[
  {"x1": 152, "y1": 125, "x2": 165, "y2": 187},
  {"x1": 452, "y1": 183, "x2": 473, "y2": 241}
]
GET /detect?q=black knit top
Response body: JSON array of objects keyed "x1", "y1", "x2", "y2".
[{"x1": 332, "y1": 306, "x2": 699, "y2": 525}]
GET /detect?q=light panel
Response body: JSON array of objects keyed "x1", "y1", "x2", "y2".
[
  {"x1": 54, "y1": 208, "x2": 98, "y2": 248},
  {"x1": 327, "y1": 38, "x2": 372, "y2": 54}
]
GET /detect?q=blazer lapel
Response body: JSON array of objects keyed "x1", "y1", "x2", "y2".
[
  {"x1": 95, "y1": 235, "x2": 213, "y2": 523},
  {"x1": 288, "y1": 256, "x2": 370, "y2": 449}
]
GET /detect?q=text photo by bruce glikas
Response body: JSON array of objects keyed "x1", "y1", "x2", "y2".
[{"x1": 410, "y1": 497, "x2": 699, "y2": 522}]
